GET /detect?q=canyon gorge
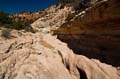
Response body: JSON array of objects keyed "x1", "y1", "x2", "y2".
[{"x1": 0, "y1": 0, "x2": 120, "y2": 79}]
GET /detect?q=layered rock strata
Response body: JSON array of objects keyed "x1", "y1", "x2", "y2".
[{"x1": 53, "y1": 0, "x2": 120, "y2": 66}]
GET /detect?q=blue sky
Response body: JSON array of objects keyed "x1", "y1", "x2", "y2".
[{"x1": 0, "y1": 0, "x2": 59, "y2": 13}]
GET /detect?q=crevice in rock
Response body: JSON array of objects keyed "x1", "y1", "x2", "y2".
[
  {"x1": 66, "y1": 63, "x2": 70, "y2": 71},
  {"x1": 5, "y1": 44, "x2": 12, "y2": 54},
  {"x1": 77, "y1": 67, "x2": 87, "y2": 79}
]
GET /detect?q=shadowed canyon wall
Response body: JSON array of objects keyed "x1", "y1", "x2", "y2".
[{"x1": 53, "y1": 0, "x2": 120, "y2": 66}]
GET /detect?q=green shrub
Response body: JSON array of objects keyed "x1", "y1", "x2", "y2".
[
  {"x1": 59, "y1": 0, "x2": 73, "y2": 3},
  {"x1": 0, "y1": 11, "x2": 34, "y2": 32},
  {"x1": 0, "y1": 11, "x2": 12, "y2": 25}
]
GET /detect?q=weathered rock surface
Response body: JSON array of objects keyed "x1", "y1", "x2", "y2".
[
  {"x1": 0, "y1": 0, "x2": 120, "y2": 79},
  {"x1": 0, "y1": 28, "x2": 119, "y2": 79},
  {"x1": 53, "y1": 0, "x2": 120, "y2": 66},
  {"x1": 31, "y1": 4, "x2": 75, "y2": 33}
]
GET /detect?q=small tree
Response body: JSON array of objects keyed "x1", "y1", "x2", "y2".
[
  {"x1": 0, "y1": 11, "x2": 33, "y2": 31},
  {"x1": 59, "y1": 0, "x2": 80, "y2": 3},
  {"x1": 0, "y1": 11, "x2": 12, "y2": 25}
]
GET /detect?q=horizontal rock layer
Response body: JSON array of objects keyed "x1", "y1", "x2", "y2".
[
  {"x1": 0, "y1": 0, "x2": 120, "y2": 79},
  {"x1": 53, "y1": 0, "x2": 120, "y2": 66}
]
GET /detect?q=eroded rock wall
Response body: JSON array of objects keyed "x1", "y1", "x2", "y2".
[
  {"x1": 0, "y1": 0, "x2": 120, "y2": 79},
  {"x1": 53, "y1": 0, "x2": 120, "y2": 66}
]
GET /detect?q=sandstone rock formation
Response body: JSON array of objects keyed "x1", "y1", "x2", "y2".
[
  {"x1": 10, "y1": 11, "x2": 42, "y2": 22},
  {"x1": 52, "y1": 0, "x2": 120, "y2": 66},
  {"x1": 0, "y1": 28, "x2": 119, "y2": 79},
  {"x1": 31, "y1": 3, "x2": 75, "y2": 33},
  {"x1": 0, "y1": 0, "x2": 120, "y2": 79}
]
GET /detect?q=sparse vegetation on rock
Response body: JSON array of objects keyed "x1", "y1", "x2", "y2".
[
  {"x1": 0, "y1": 0, "x2": 120, "y2": 79},
  {"x1": 0, "y1": 11, "x2": 34, "y2": 32}
]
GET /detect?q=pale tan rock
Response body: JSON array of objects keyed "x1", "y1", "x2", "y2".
[
  {"x1": 0, "y1": 29, "x2": 119, "y2": 79},
  {"x1": 0, "y1": 0, "x2": 120, "y2": 79},
  {"x1": 0, "y1": 31, "x2": 72, "y2": 79},
  {"x1": 31, "y1": 4, "x2": 75, "y2": 33}
]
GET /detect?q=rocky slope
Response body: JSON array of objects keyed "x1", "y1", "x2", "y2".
[
  {"x1": 10, "y1": 11, "x2": 43, "y2": 22},
  {"x1": 51, "y1": 0, "x2": 120, "y2": 66},
  {"x1": 32, "y1": 0, "x2": 120, "y2": 66},
  {"x1": 31, "y1": 3, "x2": 75, "y2": 33},
  {"x1": 0, "y1": 0, "x2": 120, "y2": 79},
  {"x1": 0, "y1": 28, "x2": 119, "y2": 79}
]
